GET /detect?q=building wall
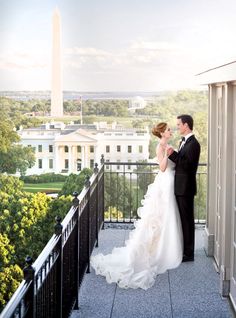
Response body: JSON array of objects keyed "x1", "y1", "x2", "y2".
[{"x1": 205, "y1": 80, "x2": 236, "y2": 308}]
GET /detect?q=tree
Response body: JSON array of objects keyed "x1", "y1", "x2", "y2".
[
  {"x1": 59, "y1": 168, "x2": 93, "y2": 196},
  {"x1": 134, "y1": 161, "x2": 156, "y2": 194},
  {"x1": 0, "y1": 109, "x2": 35, "y2": 175},
  {"x1": 0, "y1": 265, "x2": 23, "y2": 310},
  {"x1": 0, "y1": 120, "x2": 19, "y2": 153},
  {"x1": 0, "y1": 145, "x2": 35, "y2": 175},
  {"x1": 104, "y1": 172, "x2": 136, "y2": 218},
  {"x1": 0, "y1": 174, "x2": 24, "y2": 194}
]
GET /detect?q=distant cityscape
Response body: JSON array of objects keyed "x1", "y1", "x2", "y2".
[{"x1": 0, "y1": 90, "x2": 168, "y2": 101}]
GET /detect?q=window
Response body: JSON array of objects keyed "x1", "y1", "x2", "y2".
[
  {"x1": 38, "y1": 145, "x2": 42, "y2": 152},
  {"x1": 64, "y1": 146, "x2": 69, "y2": 153},
  {"x1": 106, "y1": 159, "x2": 110, "y2": 170},
  {"x1": 139, "y1": 145, "x2": 143, "y2": 153},
  {"x1": 77, "y1": 145, "x2": 81, "y2": 153},
  {"x1": 90, "y1": 159, "x2": 94, "y2": 169},
  {"x1": 117, "y1": 145, "x2": 121, "y2": 152},
  {"x1": 49, "y1": 145, "x2": 53, "y2": 153},
  {"x1": 106, "y1": 145, "x2": 110, "y2": 153},
  {"x1": 65, "y1": 159, "x2": 69, "y2": 169},
  {"x1": 128, "y1": 145, "x2": 132, "y2": 153},
  {"x1": 77, "y1": 159, "x2": 81, "y2": 171},
  {"x1": 90, "y1": 145, "x2": 94, "y2": 153},
  {"x1": 49, "y1": 159, "x2": 53, "y2": 169},
  {"x1": 38, "y1": 159, "x2": 42, "y2": 169}
]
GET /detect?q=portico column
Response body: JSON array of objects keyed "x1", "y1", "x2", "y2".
[
  {"x1": 84, "y1": 145, "x2": 88, "y2": 168},
  {"x1": 68, "y1": 146, "x2": 73, "y2": 173},
  {"x1": 71, "y1": 145, "x2": 76, "y2": 173},
  {"x1": 81, "y1": 146, "x2": 85, "y2": 169},
  {"x1": 94, "y1": 145, "x2": 98, "y2": 166},
  {"x1": 55, "y1": 145, "x2": 61, "y2": 173}
]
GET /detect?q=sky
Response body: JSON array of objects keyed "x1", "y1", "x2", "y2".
[{"x1": 1, "y1": 0, "x2": 236, "y2": 92}]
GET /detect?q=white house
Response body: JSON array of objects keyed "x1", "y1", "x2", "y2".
[
  {"x1": 18, "y1": 121, "x2": 150, "y2": 175},
  {"x1": 128, "y1": 96, "x2": 147, "y2": 112},
  {"x1": 197, "y1": 60, "x2": 236, "y2": 310}
]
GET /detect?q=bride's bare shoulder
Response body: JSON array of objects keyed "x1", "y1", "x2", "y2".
[{"x1": 156, "y1": 143, "x2": 164, "y2": 155}]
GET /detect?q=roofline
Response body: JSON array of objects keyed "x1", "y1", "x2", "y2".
[{"x1": 195, "y1": 60, "x2": 236, "y2": 76}]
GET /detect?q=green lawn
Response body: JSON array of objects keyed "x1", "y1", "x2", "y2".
[{"x1": 23, "y1": 182, "x2": 64, "y2": 193}]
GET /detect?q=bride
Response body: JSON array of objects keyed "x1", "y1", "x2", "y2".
[{"x1": 91, "y1": 122, "x2": 183, "y2": 290}]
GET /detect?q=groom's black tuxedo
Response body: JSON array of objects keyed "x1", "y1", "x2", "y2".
[{"x1": 169, "y1": 135, "x2": 200, "y2": 258}]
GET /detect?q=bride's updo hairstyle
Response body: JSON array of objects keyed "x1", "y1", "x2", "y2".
[{"x1": 152, "y1": 122, "x2": 167, "y2": 138}]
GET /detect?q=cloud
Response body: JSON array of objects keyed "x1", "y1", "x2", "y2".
[
  {"x1": 63, "y1": 40, "x2": 181, "y2": 71},
  {"x1": 64, "y1": 47, "x2": 111, "y2": 57},
  {"x1": 129, "y1": 40, "x2": 180, "y2": 51},
  {"x1": 0, "y1": 51, "x2": 49, "y2": 71}
]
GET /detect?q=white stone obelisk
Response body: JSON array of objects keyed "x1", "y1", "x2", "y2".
[{"x1": 51, "y1": 8, "x2": 63, "y2": 117}]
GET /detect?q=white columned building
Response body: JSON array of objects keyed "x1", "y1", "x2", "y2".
[{"x1": 18, "y1": 122, "x2": 150, "y2": 175}]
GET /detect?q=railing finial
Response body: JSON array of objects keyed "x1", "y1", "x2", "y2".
[
  {"x1": 54, "y1": 216, "x2": 63, "y2": 235},
  {"x1": 23, "y1": 256, "x2": 35, "y2": 281},
  {"x1": 100, "y1": 154, "x2": 104, "y2": 164},
  {"x1": 94, "y1": 163, "x2": 99, "y2": 173},
  {"x1": 72, "y1": 191, "x2": 79, "y2": 207}
]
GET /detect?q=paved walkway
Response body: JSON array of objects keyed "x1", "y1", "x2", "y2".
[{"x1": 71, "y1": 226, "x2": 234, "y2": 318}]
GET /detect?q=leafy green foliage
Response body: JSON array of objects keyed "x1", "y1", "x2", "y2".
[
  {"x1": 59, "y1": 168, "x2": 93, "y2": 196},
  {"x1": 0, "y1": 174, "x2": 24, "y2": 194},
  {"x1": 0, "y1": 144, "x2": 35, "y2": 175},
  {"x1": 134, "y1": 161, "x2": 156, "y2": 194},
  {"x1": 20, "y1": 173, "x2": 67, "y2": 183},
  {"x1": 0, "y1": 98, "x2": 36, "y2": 175},
  {"x1": 0, "y1": 265, "x2": 23, "y2": 309},
  {"x1": 0, "y1": 174, "x2": 73, "y2": 311},
  {"x1": 104, "y1": 172, "x2": 136, "y2": 218}
]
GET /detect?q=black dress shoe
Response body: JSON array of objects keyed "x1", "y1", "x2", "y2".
[{"x1": 182, "y1": 255, "x2": 194, "y2": 262}]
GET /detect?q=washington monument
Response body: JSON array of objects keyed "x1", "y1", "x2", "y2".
[{"x1": 51, "y1": 8, "x2": 63, "y2": 117}]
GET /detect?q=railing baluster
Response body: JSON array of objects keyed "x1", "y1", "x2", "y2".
[
  {"x1": 23, "y1": 256, "x2": 35, "y2": 318},
  {"x1": 85, "y1": 176, "x2": 91, "y2": 274}
]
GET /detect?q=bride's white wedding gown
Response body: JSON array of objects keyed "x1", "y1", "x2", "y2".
[{"x1": 91, "y1": 158, "x2": 183, "y2": 290}]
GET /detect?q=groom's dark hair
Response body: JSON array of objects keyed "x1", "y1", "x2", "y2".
[{"x1": 177, "y1": 114, "x2": 193, "y2": 130}]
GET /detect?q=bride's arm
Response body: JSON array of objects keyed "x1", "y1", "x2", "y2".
[{"x1": 157, "y1": 146, "x2": 168, "y2": 172}]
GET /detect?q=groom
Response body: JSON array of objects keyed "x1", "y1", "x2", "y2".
[{"x1": 168, "y1": 114, "x2": 200, "y2": 262}]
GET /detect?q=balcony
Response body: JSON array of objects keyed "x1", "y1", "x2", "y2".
[
  {"x1": 0, "y1": 160, "x2": 234, "y2": 317},
  {"x1": 70, "y1": 226, "x2": 233, "y2": 318}
]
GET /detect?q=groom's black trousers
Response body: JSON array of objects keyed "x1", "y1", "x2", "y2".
[{"x1": 176, "y1": 195, "x2": 195, "y2": 257}]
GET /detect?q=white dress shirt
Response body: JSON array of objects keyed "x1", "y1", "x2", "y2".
[{"x1": 179, "y1": 132, "x2": 193, "y2": 150}]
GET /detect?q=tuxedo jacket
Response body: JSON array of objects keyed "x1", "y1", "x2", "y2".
[{"x1": 169, "y1": 135, "x2": 200, "y2": 196}]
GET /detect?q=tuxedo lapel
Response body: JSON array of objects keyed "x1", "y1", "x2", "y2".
[
  {"x1": 178, "y1": 140, "x2": 182, "y2": 151},
  {"x1": 178, "y1": 135, "x2": 195, "y2": 153}
]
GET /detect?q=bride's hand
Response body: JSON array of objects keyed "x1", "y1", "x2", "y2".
[{"x1": 166, "y1": 145, "x2": 174, "y2": 156}]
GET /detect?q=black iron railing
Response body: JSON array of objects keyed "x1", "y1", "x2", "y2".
[
  {"x1": 0, "y1": 164, "x2": 104, "y2": 318},
  {"x1": 0, "y1": 160, "x2": 206, "y2": 318},
  {"x1": 103, "y1": 161, "x2": 207, "y2": 224}
]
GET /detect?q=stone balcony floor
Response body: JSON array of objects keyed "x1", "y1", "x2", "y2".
[{"x1": 71, "y1": 226, "x2": 234, "y2": 318}]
